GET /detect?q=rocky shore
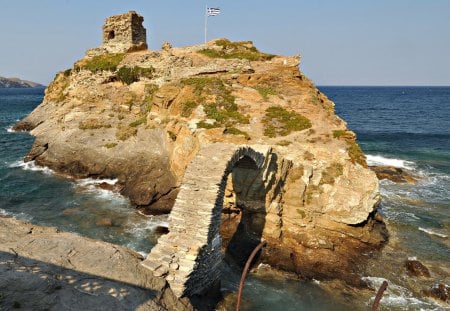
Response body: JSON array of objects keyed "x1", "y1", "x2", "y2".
[{"x1": 0, "y1": 216, "x2": 193, "y2": 310}]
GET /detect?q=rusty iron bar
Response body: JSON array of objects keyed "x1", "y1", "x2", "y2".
[
  {"x1": 371, "y1": 280, "x2": 388, "y2": 311},
  {"x1": 236, "y1": 240, "x2": 267, "y2": 311}
]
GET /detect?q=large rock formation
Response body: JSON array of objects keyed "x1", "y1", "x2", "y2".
[{"x1": 15, "y1": 11, "x2": 387, "y2": 287}]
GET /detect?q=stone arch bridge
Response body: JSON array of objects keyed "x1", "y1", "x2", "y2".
[{"x1": 142, "y1": 143, "x2": 273, "y2": 297}]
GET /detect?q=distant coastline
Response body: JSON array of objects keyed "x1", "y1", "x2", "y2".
[{"x1": 0, "y1": 76, "x2": 43, "y2": 88}]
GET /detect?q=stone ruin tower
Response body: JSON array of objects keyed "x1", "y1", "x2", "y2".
[{"x1": 102, "y1": 11, "x2": 147, "y2": 53}]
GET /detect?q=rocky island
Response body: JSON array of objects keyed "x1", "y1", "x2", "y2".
[
  {"x1": 10, "y1": 11, "x2": 389, "y2": 309},
  {"x1": 0, "y1": 76, "x2": 43, "y2": 88}
]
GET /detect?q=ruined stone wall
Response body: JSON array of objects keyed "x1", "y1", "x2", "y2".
[{"x1": 102, "y1": 11, "x2": 147, "y2": 53}]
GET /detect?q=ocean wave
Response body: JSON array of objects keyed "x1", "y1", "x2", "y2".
[
  {"x1": 366, "y1": 154, "x2": 415, "y2": 169},
  {"x1": 76, "y1": 177, "x2": 118, "y2": 187},
  {"x1": 124, "y1": 216, "x2": 169, "y2": 255},
  {"x1": 74, "y1": 177, "x2": 127, "y2": 202},
  {"x1": 8, "y1": 160, "x2": 54, "y2": 175},
  {"x1": 5, "y1": 125, "x2": 15, "y2": 133},
  {"x1": 0, "y1": 208, "x2": 10, "y2": 216},
  {"x1": 418, "y1": 227, "x2": 448, "y2": 238}
]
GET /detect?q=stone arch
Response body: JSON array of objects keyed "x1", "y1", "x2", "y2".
[{"x1": 142, "y1": 143, "x2": 272, "y2": 297}]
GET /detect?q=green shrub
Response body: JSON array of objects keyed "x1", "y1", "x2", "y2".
[
  {"x1": 181, "y1": 77, "x2": 225, "y2": 96},
  {"x1": 255, "y1": 85, "x2": 277, "y2": 101},
  {"x1": 197, "y1": 120, "x2": 217, "y2": 129},
  {"x1": 224, "y1": 127, "x2": 250, "y2": 140},
  {"x1": 198, "y1": 39, "x2": 275, "y2": 61},
  {"x1": 263, "y1": 106, "x2": 312, "y2": 137},
  {"x1": 332, "y1": 130, "x2": 354, "y2": 142},
  {"x1": 204, "y1": 104, "x2": 249, "y2": 126},
  {"x1": 117, "y1": 66, "x2": 155, "y2": 85},
  {"x1": 79, "y1": 53, "x2": 125, "y2": 73}
]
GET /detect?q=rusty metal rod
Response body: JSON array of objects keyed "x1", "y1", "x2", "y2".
[
  {"x1": 371, "y1": 280, "x2": 388, "y2": 311},
  {"x1": 236, "y1": 240, "x2": 267, "y2": 311}
]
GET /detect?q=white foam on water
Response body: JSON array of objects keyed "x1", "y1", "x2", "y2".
[
  {"x1": 362, "y1": 276, "x2": 436, "y2": 310},
  {"x1": 0, "y1": 208, "x2": 10, "y2": 216},
  {"x1": 367, "y1": 154, "x2": 416, "y2": 170},
  {"x1": 418, "y1": 227, "x2": 448, "y2": 238},
  {"x1": 6, "y1": 125, "x2": 15, "y2": 133},
  {"x1": 8, "y1": 160, "x2": 54, "y2": 175},
  {"x1": 73, "y1": 177, "x2": 129, "y2": 201},
  {"x1": 76, "y1": 178, "x2": 118, "y2": 187}
]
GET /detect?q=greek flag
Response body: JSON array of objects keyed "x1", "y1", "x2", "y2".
[{"x1": 207, "y1": 7, "x2": 221, "y2": 16}]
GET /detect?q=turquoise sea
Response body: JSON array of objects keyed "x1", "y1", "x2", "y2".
[{"x1": 1, "y1": 86, "x2": 449, "y2": 310}]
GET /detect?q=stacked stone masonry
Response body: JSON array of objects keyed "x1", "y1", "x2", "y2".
[
  {"x1": 102, "y1": 11, "x2": 147, "y2": 53},
  {"x1": 142, "y1": 143, "x2": 272, "y2": 297}
]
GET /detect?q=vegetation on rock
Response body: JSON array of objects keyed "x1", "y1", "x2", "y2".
[
  {"x1": 223, "y1": 127, "x2": 250, "y2": 140},
  {"x1": 181, "y1": 77, "x2": 249, "y2": 127},
  {"x1": 263, "y1": 106, "x2": 312, "y2": 137},
  {"x1": 117, "y1": 66, "x2": 155, "y2": 85},
  {"x1": 348, "y1": 142, "x2": 367, "y2": 167},
  {"x1": 181, "y1": 101, "x2": 198, "y2": 117},
  {"x1": 115, "y1": 125, "x2": 137, "y2": 141},
  {"x1": 320, "y1": 162, "x2": 344, "y2": 185},
  {"x1": 103, "y1": 142, "x2": 118, "y2": 149},
  {"x1": 129, "y1": 117, "x2": 147, "y2": 127},
  {"x1": 199, "y1": 39, "x2": 275, "y2": 61},
  {"x1": 77, "y1": 53, "x2": 125, "y2": 73},
  {"x1": 46, "y1": 73, "x2": 70, "y2": 102},
  {"x1": 332, "y1": 130, "x2": 355, "y2": 142},
  {"x1": 78, "y1": 119, "x2": 111, "y2": 130},
  {"x1": 254, "y1": 85, "x2": 278, "y2": 101}
]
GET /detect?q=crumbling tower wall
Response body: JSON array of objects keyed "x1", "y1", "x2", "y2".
[{"x1": 101, "y1": 11, "x2": 147, "y2": 53}]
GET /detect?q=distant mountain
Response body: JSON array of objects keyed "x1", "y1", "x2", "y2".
[{"x1": 0, "y1": 76, "x2": 43, "y2": 88}]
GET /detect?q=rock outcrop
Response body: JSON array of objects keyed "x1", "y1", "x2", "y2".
[
  {"x1": 15, "y1": 11, "x2": 387, "y2": 288},
  {"x1": 0, "y1": 217, "x2": 193, "y2": 310}
]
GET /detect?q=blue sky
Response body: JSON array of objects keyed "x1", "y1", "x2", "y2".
[{"x1": 1, "y1": 0, "x2": 449, "y2": 86}]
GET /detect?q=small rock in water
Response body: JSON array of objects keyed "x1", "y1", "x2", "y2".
[
  {"x1": 422, "y1": 283, "x2": 449, "y2": 303},
  {"x1": 370, "y1": 166, "x2": 418, "y2": 184},
  {"x1": 95, "y1": 218, "x2": 113, "y2": 227},
  {"x1": 62, "y1": 208, "x2": 80, "y2": 216},
  {"x1": 404, "y1": 259, "x2": 431, "y2": 277},
  {"x1": 154, "y1": 226, "x2": 169, "y2": 235}
]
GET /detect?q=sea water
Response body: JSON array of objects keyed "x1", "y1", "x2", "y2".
[{"x1": 1, "y1": 87, "x2": 449, "y2": 310}]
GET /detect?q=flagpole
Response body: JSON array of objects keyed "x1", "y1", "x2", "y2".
[{"x1": 204, "y1": 4, "x2": 208, "y2": 44}]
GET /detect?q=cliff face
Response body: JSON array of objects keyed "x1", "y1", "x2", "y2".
[{"x1": 15, "y1": 16, "x2": 386, "y2": 281}]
